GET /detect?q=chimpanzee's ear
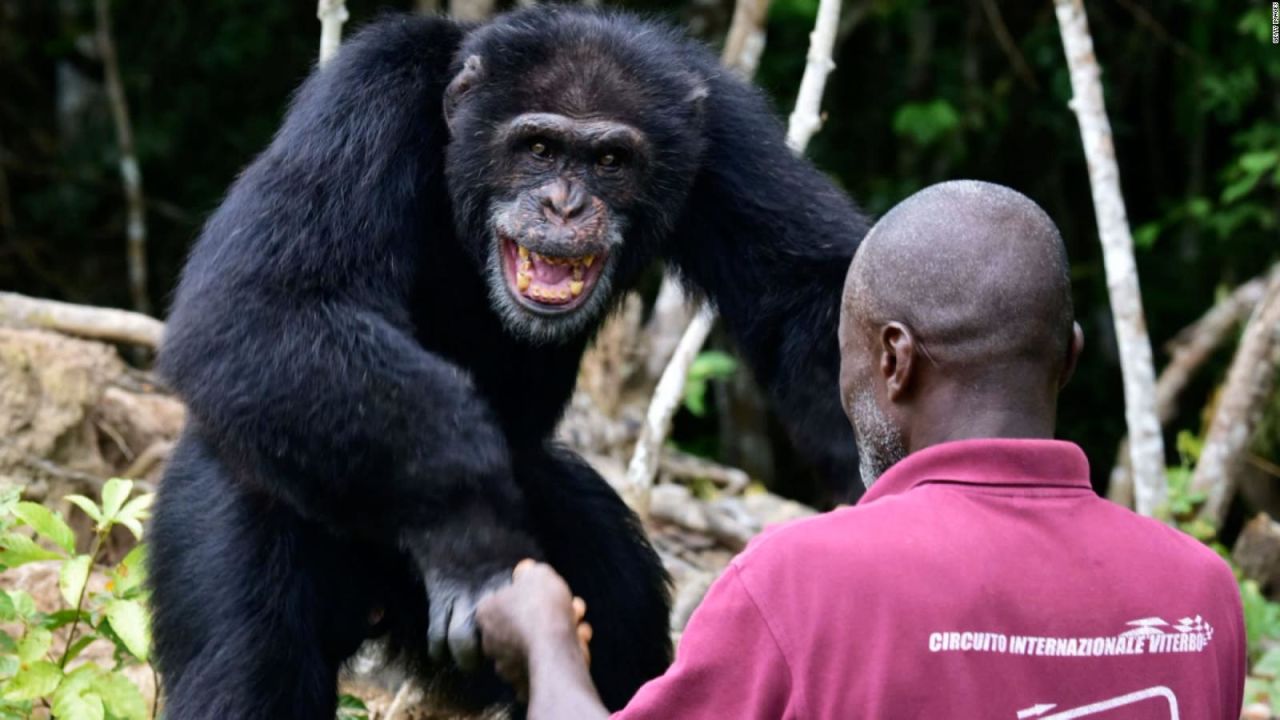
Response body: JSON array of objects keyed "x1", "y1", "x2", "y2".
[{"x1": 444, "y1": 55, "x2": 484, "y2": 133}]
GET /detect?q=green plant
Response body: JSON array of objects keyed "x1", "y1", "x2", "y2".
[
  {"x1": 0, "y1": 480, "x2": 154, "y2": 720},
  {"x1": 682, "y1": 350, "x2": 738, "y2": 418},
  {"x1": 335, "y1": 694, "x2": 369, "y2": 719}
]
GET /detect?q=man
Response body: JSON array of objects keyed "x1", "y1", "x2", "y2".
[{"x1": 476, "y1": 180, "x2": 1246, "y2": 718}]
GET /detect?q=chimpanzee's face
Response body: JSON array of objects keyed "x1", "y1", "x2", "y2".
[
  {"x1": 479, "y1": 111, "x2": 651, "y2": 342},
  {"x1": 443, "y1": 47, "x2": 705, "y2": 344}
]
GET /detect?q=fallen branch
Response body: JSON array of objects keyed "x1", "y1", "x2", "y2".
[
  {"x1": 1055, "y1": 0, "x2": 1167, "y2": 517},
  {"x1": 0, "y1": 292, "x2": 164, "y2": 348},
  {"x1": 659, "y1": 447, "x2": 750, "y2": 494},
  {"x1": 1108, "y1": 265, "x2": 1278, "y2": 506},
  {"x1": 1191, "y1": 271, "x2": 1280, "y2": 525},
  {"x1": 122, "y1": 440, "x2": 174, "y2": 480}
]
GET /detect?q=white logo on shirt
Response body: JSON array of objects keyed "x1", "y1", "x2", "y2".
[
  {"x1": 1016, "y1": 685, "x2": 1179, "y2": 718},
  {"x1": 926, "y1": 616, "x2": 1214, "y2": 658}
]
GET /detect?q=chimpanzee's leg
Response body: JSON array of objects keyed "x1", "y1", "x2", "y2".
[{"x1": 150, "y1": 431, "x2": 384, "y2": 719}]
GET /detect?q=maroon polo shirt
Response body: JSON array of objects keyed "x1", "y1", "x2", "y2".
[{"x1": 615, "y1": 439, "x2": 1245, "y2": 719}]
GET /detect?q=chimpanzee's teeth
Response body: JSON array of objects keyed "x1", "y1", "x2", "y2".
[{"x1": 512, "y1": 242, "x2": 600, "y2": 303}]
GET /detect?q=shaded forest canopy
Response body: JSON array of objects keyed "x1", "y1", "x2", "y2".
[{"x1": 1, "y1": 0, "x2": 1277, "y2": 510}]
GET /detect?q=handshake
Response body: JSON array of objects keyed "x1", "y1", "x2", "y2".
[{"x1": 476, "y1": 559, "x2": 595, "y2": 699}]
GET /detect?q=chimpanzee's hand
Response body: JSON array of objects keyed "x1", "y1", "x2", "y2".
[{"x1": 425, "y1": 568, "x2": 511, "y2": 671}]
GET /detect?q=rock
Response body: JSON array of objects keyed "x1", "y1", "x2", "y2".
[
  {"x1": 92, "y1": 386, "x2": 184, "y2": 481},
  {"x1": 0, "y1": 329, "x2": 124, "y2": 493}
]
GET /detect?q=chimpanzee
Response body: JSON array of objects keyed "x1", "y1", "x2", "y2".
[{"x1": 149, "y1": 6, "x2": 869, "y2": 718}]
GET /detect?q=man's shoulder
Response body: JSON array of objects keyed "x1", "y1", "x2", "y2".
[
  {"x1": 731, "y1": 495, "x2": 921, "y2": 572},
  {"x1": 1089, "y1": 498, "x2": 1238, "y2": 587}
]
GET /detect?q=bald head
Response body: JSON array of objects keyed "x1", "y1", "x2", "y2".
[
  {"x1": 844, "y1": 180, "x2": 1073, "y2": 378},
  {"x1": 838, "y1": 180, "x2": 1081, "y2": 487}
]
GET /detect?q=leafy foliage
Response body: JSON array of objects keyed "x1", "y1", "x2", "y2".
[
  {"x1": 0, "y1": 481, "x2": 153, "y2": 720},
  {"x1": 682, "y1": 350, "x2": 738, "y2": 418}
]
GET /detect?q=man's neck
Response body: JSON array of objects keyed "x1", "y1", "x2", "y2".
[{"x1": 905, "y1": 384, "x2": 1057, "y2": 454}]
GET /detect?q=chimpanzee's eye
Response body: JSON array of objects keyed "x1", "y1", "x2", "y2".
[
  {"x1": 529, "y1": 140, "x2": 553, "y2": 160},
  {"x1": 596, "y1": 151, "x2": 624, "y2": 172}
]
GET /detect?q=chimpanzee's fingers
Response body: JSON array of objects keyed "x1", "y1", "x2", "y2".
[
  {"x1": 449, "y1": 592, "x2": 482, "y2": 671},
  {"x1": 427, "y1": 592, "x2": 453, "y2": 664}
]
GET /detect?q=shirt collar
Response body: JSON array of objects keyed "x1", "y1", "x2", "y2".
[{"x1": 858, "y1": 438, "x2": 1092, "y2": 506}]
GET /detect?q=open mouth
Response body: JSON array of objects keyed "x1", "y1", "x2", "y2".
[{"x1": 500, "y1": 234, "x2": 608, "y2": 313}]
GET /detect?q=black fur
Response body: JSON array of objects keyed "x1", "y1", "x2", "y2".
[{"x1": 150, "y1": 7, "x2": 868, "y2": 719}]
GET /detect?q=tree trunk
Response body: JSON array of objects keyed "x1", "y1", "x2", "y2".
[
  {"x1": 1054, "y1": 0, "x2": 1167, "y2": 517},
  {"x1": 95, "y1": 0, "x2": 150, "y2": 316},
  {"x1": 316, "y1": 0, "x2": 349, "y2": 66}
]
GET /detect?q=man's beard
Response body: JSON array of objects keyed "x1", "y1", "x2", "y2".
[{"x1": 851, "y1": 390, "x2": 907, "y2": 489}]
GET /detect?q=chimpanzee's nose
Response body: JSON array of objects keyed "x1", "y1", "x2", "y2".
[{"x1": 540, "y1": 179, "x2": 589, "y2": 221}]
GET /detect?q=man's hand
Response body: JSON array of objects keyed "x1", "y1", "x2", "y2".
[
  {"x1": 426, "y1": 568, "x2": 511, "y2": 671},
  {"x1": 477, "y1": 560, "x2": 593, "y2": 695}
]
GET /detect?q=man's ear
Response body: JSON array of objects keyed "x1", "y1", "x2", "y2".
[
  {"x1": 1058, "y1": 322, "x2": 1085, "y2": 390},
  {"x1": 881, "y1": 322, "x2": 916, "y2": 402},
  {"x1": 444, "y1": 55, "x2": 484, "y2": 133}
]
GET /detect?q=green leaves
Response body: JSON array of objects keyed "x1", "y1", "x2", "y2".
[
  {"x1": 48, "y1": 663, "x2": 148, "y2": 720},
  {"x1": 3, "y1": 661, "x2": 61, "y2": 701},
  {"x1": 0, "y1": 534, "x2": 63, "y2": 569},
  {"x1": 0, "y1": 482, "x2": 157, "y2": 716},
  {"x1": 11, "y1": 503, "x2": 76, "y2": 554},
  {"x1": 17, "y1": 629, "x2": 51, "y2": 664},
  {"x1": 51, "y1": 665, "x2": 102, "y2": 720},
  {"x1": 110, "y1": 546, "x2": 147, "y2": 598},
  {"x1": 892, "y1": 100, "x2": 961, "y2": 147},
  {"x1": 337, "y1": 694, "x2": 371, "y2": 719},
  {"x1": 59, "y1": 556, "x2": 94, "y2": 607},
  {"x1": 682, "y1": 351, "x2": 738, "y2": 418},
  {"x1": 67, "y1": 478, "x2": 154, "y2": 538},
  {"x1": 1222, "y1": 149, "x2": 1280, "y2": 204},
  {"x1": 105, "y1": 600, "x2": 150, "y2": 662}
]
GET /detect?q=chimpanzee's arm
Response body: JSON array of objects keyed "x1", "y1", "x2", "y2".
[
  {"x1": 160, "y1": 17, "x2": 537, "y2": 652},
  {"x1": 665, "y1": 67, "x2": 871, "y2": 501}
]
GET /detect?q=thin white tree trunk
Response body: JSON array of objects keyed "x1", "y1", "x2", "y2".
[
  {"x1": 95, "y1": 0, "x2": 149, "y2": 316},
  {"x1": 722, "y1": 0, "x2": 772, "y2": 78},
  {"x1": 317, "y1": 0, "x2": 349, "y2": 66},
  {"x1": 1191, "y1": 273, "x2": 1280, "y2": 525},
  {"x1": 624, "y1": 0, "x2": 842, "y2": 514},
  {"x1": 1054, "y1": 0, "x2": 1167, "y2": 517},
  {"x1": 786, "y1": 0, "x2": 840, "y2": 153},
  {"x1": 624, "y1": 304, "x2": 716, "y2": 514}
]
